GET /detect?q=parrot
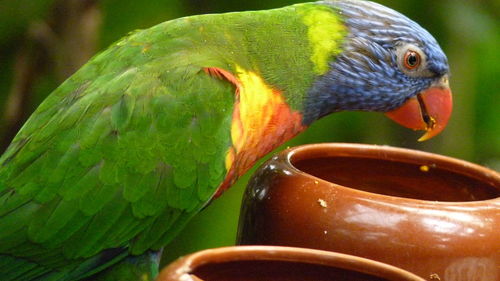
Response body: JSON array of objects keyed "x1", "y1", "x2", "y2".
[{"x1": 0, "y1": 0, "x2": 452, "y2": 280}]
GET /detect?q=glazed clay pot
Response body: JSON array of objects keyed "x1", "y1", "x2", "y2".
[
  {"x1": 156, "y1": 246, "x2": 425, "y2": 281},
  {"x1": 237, "y1": 143, "x2": 500, "y2": 281}
]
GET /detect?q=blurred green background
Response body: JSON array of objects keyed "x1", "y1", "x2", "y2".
[{"x1": 0, "y1": 0, "x2": 498, "y2": 266}]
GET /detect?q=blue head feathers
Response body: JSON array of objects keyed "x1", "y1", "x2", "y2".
[{"x1": 303, "y1": 0, "x2": 450, "y2": 124}]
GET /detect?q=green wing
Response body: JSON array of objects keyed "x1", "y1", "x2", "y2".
[{"x1": 0, "y1": 21, "x2": 234, "y2": 280}]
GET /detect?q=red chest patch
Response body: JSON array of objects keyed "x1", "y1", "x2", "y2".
[{"x1": 204, "y1": 67, "x2": 306, "y2": 197}]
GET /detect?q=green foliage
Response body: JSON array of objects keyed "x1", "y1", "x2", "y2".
[{"x1": 0, "y1": 0, "x2": 55, "y2": 46}]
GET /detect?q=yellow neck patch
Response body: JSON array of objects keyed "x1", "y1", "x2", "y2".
[
  {"x1": 205, "y1": 65, "x2": 305, "y2": 196},
  {"x1": 298, "y1": 5, "x2": 347, "y2": 75},
  {"x1": 231, "y1": 66, "x2": 283, "y2": 153},
  {"x1": 221, "y1": 66, "x2": 305, "y2": 192}
]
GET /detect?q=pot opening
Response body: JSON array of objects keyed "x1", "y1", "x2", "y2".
[
  {"x1": 191, "y1": 260, "x2": 391, "y2": 281},
  {"x1": 292, "y1": 156, "x2": 499, "y2": 202}
]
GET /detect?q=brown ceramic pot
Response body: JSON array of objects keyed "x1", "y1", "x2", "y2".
[
  {"x1": 237, "y1": 143, "x2": 500, "y2": 281},
  {"x1": 156, "y1": 246, "x2": 425, "y2": 281}
]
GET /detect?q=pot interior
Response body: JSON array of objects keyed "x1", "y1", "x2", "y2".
[
  {"x1": 292, "y1": 156, "x2": 499, "y2": 202},
  {"x1": 191, "y1": 260, "x2": 390, "y2": 281}
]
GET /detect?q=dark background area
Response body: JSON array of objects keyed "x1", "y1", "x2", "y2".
[{"x1": 0, "y1": 0, "x2": 498, "y2": 265}]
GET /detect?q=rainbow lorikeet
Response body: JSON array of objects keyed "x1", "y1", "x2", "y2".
[{"x1": 0, "y1": 0, "x2": 452, "y2": 280}]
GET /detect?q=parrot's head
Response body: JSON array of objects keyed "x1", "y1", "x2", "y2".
[{"x1": 305, "y1": 0, "x2": 452, "y2": 141}]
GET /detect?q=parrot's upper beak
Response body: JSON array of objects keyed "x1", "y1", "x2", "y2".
[{"x1": 384, "y1": 76, "x2": 452, "y2": 141}]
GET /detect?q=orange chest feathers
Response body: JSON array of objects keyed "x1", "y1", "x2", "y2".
[{"x1": 205, "y1": 66, "x2": 306, "y2": 196}]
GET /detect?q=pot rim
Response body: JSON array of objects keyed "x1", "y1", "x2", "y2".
[
  {"x1": 157, "y1": 245, "x2": 426, "y2": 281},
  {"x1": 283, "y1": 143, "x2": 500, "y2": 205}
]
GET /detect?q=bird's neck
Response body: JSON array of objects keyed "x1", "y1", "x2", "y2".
[{"x1": 187, "y1": 3, "x2": 346, "y2": 114}]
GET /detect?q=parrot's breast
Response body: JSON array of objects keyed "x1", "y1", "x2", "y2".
[{"x1": 211, "y1": 66, "x2": 306, "y2": 196}]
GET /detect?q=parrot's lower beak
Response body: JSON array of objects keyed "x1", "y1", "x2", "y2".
[{"x1": 384, "y1": 76, "x2": 452, "y2": 141}]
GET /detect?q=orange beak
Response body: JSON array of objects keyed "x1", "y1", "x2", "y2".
[{"x1": 385, "y1": 77, "x2": 452, "y2": 141}]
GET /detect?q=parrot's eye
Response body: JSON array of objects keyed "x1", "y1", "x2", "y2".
[
  {"x1": 396, "y1": 44, "x2": 431, "y2": 77},
  {"x1": 404, "y1": 50, "x2": 421, "y2": 70}
]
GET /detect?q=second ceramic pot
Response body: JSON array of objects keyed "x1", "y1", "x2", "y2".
[
  {"x1": 157, "y1": 246, "x2": 425, "y2": 281},
  {"x1": 237, "y1": 143, "x2": 500, "y2": 281}
]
